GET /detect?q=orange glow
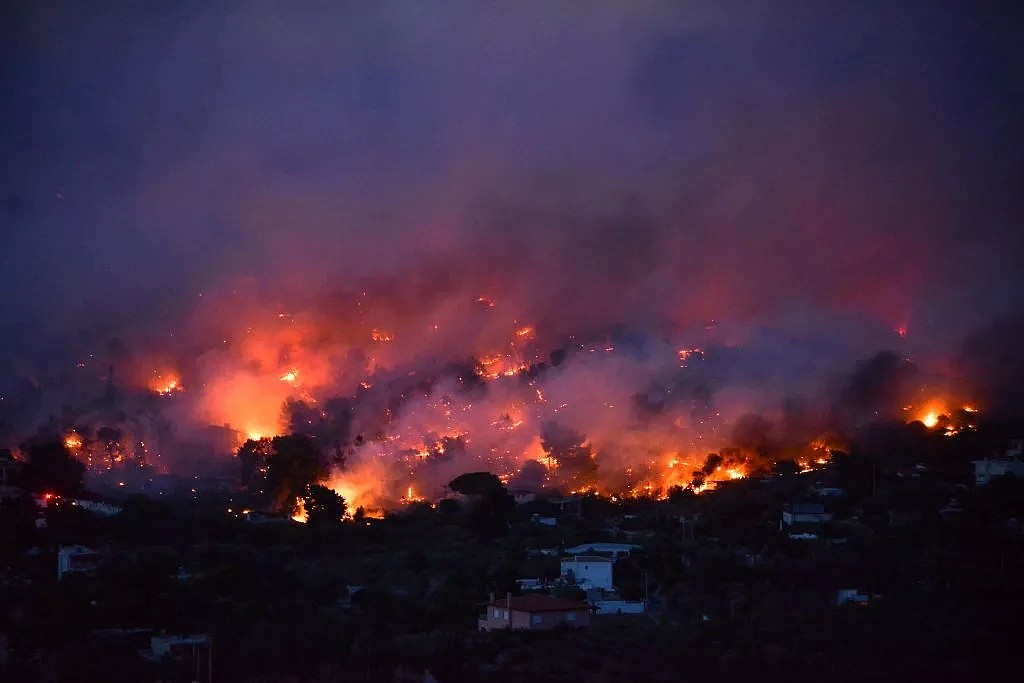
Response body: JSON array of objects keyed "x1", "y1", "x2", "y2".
[
  {"x1": 677, "y1": 347, "x2": 704, "y2": 367},
  {"x1": 371, "y1": 329, "x2": 394, "y2": 343},
  {"x1": 515, "y1": 325, "x2": 535, "y2": 339},
  {"x1": 280, "y1": 369, "x2": 298, "y2": 383},
  {"x1": 64, "y1": 433, "x2": 83, "y2": 450},
  {"x1": 291, "y1": 496, "x2": 308, "y2": 523},
  {"x1": 148, "y1": 370, "x2": 183, "y2": 395}
]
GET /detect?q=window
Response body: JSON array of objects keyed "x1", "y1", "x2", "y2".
[
  {"x1": 567, "y1": 613, "x2": 577, "y2": 622},
  {"x1": 531, "y1": 614, "x2": 543, "y2": 624},
  {"x1": 493, "y1": 608, "x2": 500, "y2": 618}
]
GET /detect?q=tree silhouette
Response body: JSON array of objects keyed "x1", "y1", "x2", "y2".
[
  {"x1": 19, "y1": 441, "x2": 85, "y2": 496},
  {"x1": 302, "y1": 484, "x2": 347, "y2": 526}
]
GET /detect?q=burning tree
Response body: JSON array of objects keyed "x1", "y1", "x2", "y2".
[
  {"x1": 540, "y1": 422, "x2": 598, "y2": 489},
  {"x1": 238, "y1": 434, "x2": 330, "y2": 511},
  {"x1": 301, "y1": 484, "x2": 347, "y2": 526}
]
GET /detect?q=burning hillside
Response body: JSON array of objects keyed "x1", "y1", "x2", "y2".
[{"x1": 30, "y1": 280, "x2": 992, "y2": 512}]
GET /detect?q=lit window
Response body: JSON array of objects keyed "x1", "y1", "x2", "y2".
[{"x1": 567, "y1": 613, "x2": 577, "y2": 622}]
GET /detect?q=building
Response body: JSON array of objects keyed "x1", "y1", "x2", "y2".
[
  {"x1": 563, "y1": 542, "x2": 640, "y2": 560},
  {"x1": 147, "y1": 634, "x2": 212, "y2": 683},
  {"x1": 531, "y1": 514, "x2": 557, "y2": 526},
  {"x1": 780, "y1": 502, "x2": 833, "y2": 528},
  {"x1": 835, "y1": 589, "x2": 870, "y2": 606},
  {"x1": 972, "y1": 440, "x2": 1024, "y2": 485},
  {"x1": 561, "y1": 555, "x2": 613, "y2": 590},
  {"x1": 57, "y1": 545, "x2": 101, "y2": 580},
  {"x1": 150, "y1": 633, "x2": 212, "y2": 658},
  {"x1": 515, "y1": 578, "x2": 544, "y2": 592},
  {"x1": 479, "y1": 594, "x2": 591, "y2": 631}
]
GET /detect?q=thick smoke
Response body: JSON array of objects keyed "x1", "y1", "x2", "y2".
[{"x1": 1, "y1": 3, "x2": 1023, "y2": 501}]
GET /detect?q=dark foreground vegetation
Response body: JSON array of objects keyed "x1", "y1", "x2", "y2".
[{"x1": 2, "y1": 421, "x2": 1024, "y2": 681}]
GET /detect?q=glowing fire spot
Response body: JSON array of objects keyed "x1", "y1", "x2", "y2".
[
  {"x1": 515, "y1": 326, "x2": 535, "y2": 340},
  {"x1": 149, "y1": 371, "x2": 183, "y2": 396},
  {"x1": 64, "y1": 433, "x2": 83, "y2": 450},
  {"x1": 921, "y1": 412, "x2": 940, "y2": 428},
  {"x1": 677, "y1": 347, "x2": 704, "y2": 367},
  {"x1": 291, "y1": 496, "x2": 308, "y2": 523},
  {"x1": 280, "y1": 370, "x2": 298, "y2": 383},
  {"x1": 371, "y1": 329, "x2": 394, "y2": 343}
]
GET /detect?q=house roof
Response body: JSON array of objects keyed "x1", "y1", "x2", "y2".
[
  {"x1": 487, "y1": 594, "x2": 589, "y2": 613},
  {"x1": 561, "y1": 555, "x2": 612, "y2": 563},
  {"x1": 563, "y1": 542, "x2": 640, "y2": 554}
]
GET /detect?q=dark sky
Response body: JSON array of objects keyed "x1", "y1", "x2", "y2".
[{"x1": 2, "y1": 0, "x2": 1023, "y2": 369}]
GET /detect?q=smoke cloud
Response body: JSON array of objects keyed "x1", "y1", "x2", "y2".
[{"x1": 2, "y1": 2, "x2": 1022, "y2": 502}]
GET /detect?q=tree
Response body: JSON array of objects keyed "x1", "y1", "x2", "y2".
[
  {"x1": 774, "y1": 459, "x2": 799, "y2": 478},
  {"x1": 302, "y1": 484, "x2": 347, "y2": 527},
  {"x1": 19, "y1": 441, "x2": 85, "y2": 496},
  {"x1": 448, "y1": 472, "x2": 506, "y2": 497},
  {"x1": 448, "y1": 472, "x2": 515, "y2": 538},
  {"x1": 266, "y1": 434, "x2": 328, "y2": 510},
  {"x1": 540, "y1": 422, "x2": 598, "y2": 488},
  {"x1": 236, "y1": 438, "x2": 273, "y2": 495}
]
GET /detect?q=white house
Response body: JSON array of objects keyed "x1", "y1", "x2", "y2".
[
  {"x1": 972, "y1": 441, "x2": 1024, "y2": 485},
  {"x1": 561, "y1": 555, "x2": 613, "y2": 590},
  {"x1": 57, "y1": 545, "x2": 100, "y2": 580},
  {"x1": 563, "y1": 542, "x2": 640, "y2": 560},
  {"x1": 780, "y1": 502, "x2": 833, "y2": 528}
]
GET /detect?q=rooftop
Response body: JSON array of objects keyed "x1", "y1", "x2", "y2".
[
  {"x1": 487, "y1": 594, "x2": 589, "y2": 613},
  {"x1": 562, "y1": 555, "x2": 612, "y2": 563}
]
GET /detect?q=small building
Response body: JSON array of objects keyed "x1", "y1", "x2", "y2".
[
  {"x1": 561, "y1": 555, "x2": 613, "y2": 590},
  {"x1": 780, "y1": 502, "x2": 833, "y2": 528},
  {"x1": 57, "y1": 545, "x2": 101, "y2": 580},
  {"x1": 972, "y1": 441, "x2": 1024, "y2": 485},
  {"x1": 147, "y1": 633, "x2": 213, "y2": 683},
  {"x1": 515, "y1": 578, "x2": 544, "y2": 592},
  {"x1": 563, "y1": 542, "x2": 640, "y2": 560},
  {"x1": 150, "y1": 633, "x2": 212, "y2": 658},
  {"x1": 511, "y1": 489, "x2": 536, "y2": 504},
  {"x1": 810, "y1": 486, "x2": 844, "y2": 498},
  {"x1": 73, "y1": 499, "x2": 123, "y2": 516},
  {"x1": 479, "y1": 594, "x2": 591, "y2": 631},
  {"x1": 835, "y1": 589, "x2": 870, "y2": 606},
  {"x1": 531, "y1": 514, "x2": 557, "y2": 527}
]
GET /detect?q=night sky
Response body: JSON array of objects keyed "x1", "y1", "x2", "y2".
[{"x1": 2, "y1": 2, "x2": 1023, "y2": 464}]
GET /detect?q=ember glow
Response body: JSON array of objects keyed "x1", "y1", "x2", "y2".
[
  {"x1": 290, "y1": 496, "x2": 307, "y2": 523},
  {"x1": 1, "y1": 2, "x2": 1022, "y2": 516},
  {"x1": 148, "y1": 371, "x2": 182, "y2": 396}
]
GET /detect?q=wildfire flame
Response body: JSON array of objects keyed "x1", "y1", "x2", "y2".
[
  {"x1": 148, "y1": 371, "x2": 183, "y2": 396},
  {"x1": 291, "y1": 496, "x2": 308, "y2": 523}
]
